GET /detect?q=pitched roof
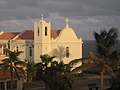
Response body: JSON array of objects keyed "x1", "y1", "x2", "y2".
[
  {"x1": 13, "y1": 30, "x2": 61, "y2": 40},
  {"x1": 15, "y1": 30, "x2": 34, "y2": 40},
  {"x1": 0, "y1": 30, "x2": 61, "y2": 40},
  {"x1": 0, "y1": 32, "x2": 20, "y2": 40},
  {"x1": 51, "y1": 30, "x2": 61, "y2": 39}
]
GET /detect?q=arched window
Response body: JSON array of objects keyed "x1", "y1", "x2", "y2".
[
  {"x1": 29, "y1": 47, "x2": 32, "y2": 56},
  {"x1": 38, "y1": 27, "x2": 39, "y2": 36},
  {"x1": 66, "y1": 47, "x2": 69, "y2": 58},
  {"x1": 45, "y1": 27, "x2": 47, "y2": 36}
]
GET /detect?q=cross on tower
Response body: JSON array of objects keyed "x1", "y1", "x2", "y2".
[
  {"x1": 65, "y1": 17, "x2": 69, "y2": 28},
  {"x1": 41, "y1": 14, "x2": 44, "y2": 20}
]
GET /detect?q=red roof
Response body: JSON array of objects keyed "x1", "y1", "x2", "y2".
[
  {"x1": 15, "y1": 30, "x2": 34, "y2": 40},
  {"x1": 0, "y1": 30, "x2": 61, "y2": 40},
  {"x1": 51, "y1": 30, "x2": 61, "y2": 39},
  {"x1": 0, "y1": 32, "x2": 20, "y2": 40},
  {"x1": 0, "y1": 69, "x2": 16, "y2": 80}
]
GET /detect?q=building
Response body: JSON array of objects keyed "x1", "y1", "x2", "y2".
[
  {"x1": 0, "y1": 69, "x2": 23, "y2": 90},
  {"x1": 0, "y1": 16, "x2": 83, "y2": 64}
]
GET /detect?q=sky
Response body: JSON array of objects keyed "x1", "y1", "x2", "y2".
[{"x1": 0, "y1": 0, "x2": 120, "y2": 40}]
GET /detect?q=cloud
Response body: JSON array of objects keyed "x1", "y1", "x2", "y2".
[
  {"x1": 0, "y1": 0, "x2": 120, "y2": 40},
  {"x1": 0, "y1": 0, "x2": 120, "y2": 20}
]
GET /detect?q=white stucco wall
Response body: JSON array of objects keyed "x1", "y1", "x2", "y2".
[
  {"x1": 34, "y1": 19, "x2": 51, "y2": 63},
  {"x1": 10, "y1": 40, "x2": 34, "y2": 62},
  {"x1": 51, "y1": 27, "x2": 83, "y2": 64},
  {"x1": 34, "y1": 18, "x2": 83, "y2": 64}
]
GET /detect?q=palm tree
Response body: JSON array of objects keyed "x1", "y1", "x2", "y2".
[
  {"x1": 1, "y1": 49, "x2": 25, "y2": 90},
  {"x1": 69, "y1": 28, "x2": 119, "y2": 90},
  {"x1": 92, "y1": 27, "x2": 118, "y2": 90},
  {"x1": 35, "y1": 54, "x2": 73, "y2": 90},
  {"x1": 26, "y1": 61, "x2": 36, "y2": 82}
]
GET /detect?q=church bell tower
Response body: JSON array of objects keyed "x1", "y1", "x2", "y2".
[{"x1": 34, "y1": 15, "x2": 51, "y2": 63}]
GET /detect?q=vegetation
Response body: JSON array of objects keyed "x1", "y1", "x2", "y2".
[
  {"x1": 1, "y1": 28, "x2": 119, "y2": 90},
  {"x1": 35, "y1": 54, "x2": 73, "y2": 90},
  {"x1": 92, "y1": 28, "x2": 119, "y2": 90},
  {"x1": 26, "y1": 60, "x2": 36, "y2": 82},
  {"x1": 69, "y1": 28, "x2": 119, "y2": 90},
  {"x1": 1, "y1": 49, "x2": 25, "y2": 90}
]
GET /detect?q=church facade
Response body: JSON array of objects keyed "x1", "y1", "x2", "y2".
[{"x1": 0, "y1": 17, "x2": 83, "y2": 64}]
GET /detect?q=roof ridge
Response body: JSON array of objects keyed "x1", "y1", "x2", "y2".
[
  {"x1": 0, "y1": 31, "x2": 4, "y2": 36},
  {"x1": 12, "y1": 30, "x2": 26, "y2": 40}
]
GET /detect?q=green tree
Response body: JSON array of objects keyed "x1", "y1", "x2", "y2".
[
  {"x1": 26, "y1": 61, "x2": 36, "y2": 82},
  {"x1": 2, "y1": 49, "x2": 25, "y2": 90},
  {"x1": 92, "y1": 28, "x2": 118, "y2": 90},
  {"x1": 35, "y1": 54, "x2": 73, "y2": 90}
]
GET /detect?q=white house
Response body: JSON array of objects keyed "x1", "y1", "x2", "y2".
[{"x1": 0, "y1": 16, "x2": 83, "y2": 64}]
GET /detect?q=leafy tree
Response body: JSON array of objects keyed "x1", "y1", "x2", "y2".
[
  {"x1": 35, "y1": 54, "x2": 73, "y2": 90},
  {"x1": 2, "y1": 49, "x2": 25, "y2": 90},
  {"x1": 26, "y1": 61, "x2": 36, "y2": 82}
]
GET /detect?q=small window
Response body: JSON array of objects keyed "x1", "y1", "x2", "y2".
[
  {"x1": 16, "y1": 46, "x2": 18, "y2": 52},
  {"x1": 8, "y1": 40, "x2": 10, "y2": 49},
  {"x1": 45, "y1": 27, "x2": 47, "y2": 36},
  {"x1": 3, "y1": 45, "x2": 6, "y2": 55},
  {"x1": 66, "y1": 47, "x2": 69, "y2": 58},
  {"x1": 38, "y1": 27, "x2": 39, "y2": 36},
  {"x1": 29, "y1": 47, "x2": 32, "y2": 56}
]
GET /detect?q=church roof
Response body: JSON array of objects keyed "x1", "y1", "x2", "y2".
[
  {"x1": 51, "y1": 30, "x2": 61, "y2": 39},
  {"x1": 0, "y1": 32, "x2": 20, "y2": 40}
]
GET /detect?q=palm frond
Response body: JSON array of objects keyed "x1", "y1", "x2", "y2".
[
  {"x1": 2, "y1": 58, "x2": 11, "y2": 63},
  {"x1": 94, "y1": 31, "x2": 101, "y2": 43},
  {"x1": 14, "y1": 61, "x2": 26, "y2": 67},
  {"x1": 108, "y1": 51, "x2": 119, "y2": 60},
  {"x1": 94, "y1": 28, "x2": 118, "y2": 56},
  {"x1": 104, "y1": 64, "x2": 116, "y2": 78}
]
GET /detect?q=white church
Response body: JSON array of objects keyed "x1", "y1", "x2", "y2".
[{"x1": 0, "y1": 16, "x2": 83, "y2": 64}]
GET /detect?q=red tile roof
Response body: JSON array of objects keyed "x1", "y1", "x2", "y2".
[
  {"x1": 0, "y1": 30, "x2": 61, "y2": 40},
  {"x1": 15, "y1": 30, "x2": 34, "y2": 40},
  {"x1": 51, "y1": 30, "x2": 61, "y2": 39},
  {"x1": 13, "y1": 30, "x2": 61, "y2": 40},
  {"x1": 0, "y1": 32, "x2": 20, "y2": 40},
  {"x1": 0, "y1": 69, "x2": 16, "y2": 80}
]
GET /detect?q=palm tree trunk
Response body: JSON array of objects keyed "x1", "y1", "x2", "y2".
[
  {"x1": 45, "y1": 83, "x2": 49, "y2": 90},
  {"x1": 100, "y1": 70, "x2": 104, "y2": 90}
]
